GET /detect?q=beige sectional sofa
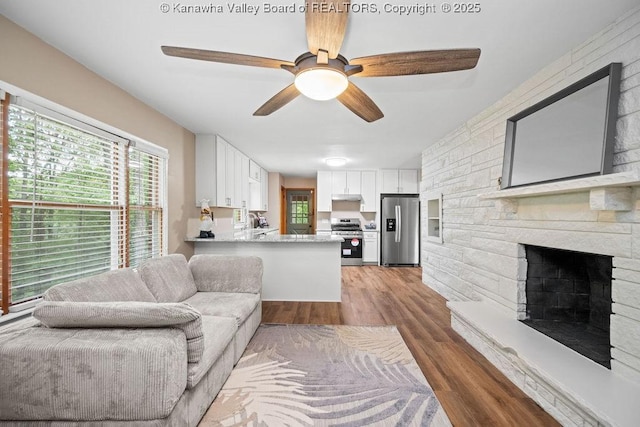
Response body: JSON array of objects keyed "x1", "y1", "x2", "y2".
[{"x1": 0, "y1": 254, "x2": 263, "y2": 426}]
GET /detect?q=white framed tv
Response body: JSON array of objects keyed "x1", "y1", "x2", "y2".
[{"x1": 501, "y1": 62, "x2": 622, "y2": 189}]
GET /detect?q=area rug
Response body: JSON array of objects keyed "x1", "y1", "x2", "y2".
[{"x1": 200, "y1": 324, "x2": 451, "y2": 426}]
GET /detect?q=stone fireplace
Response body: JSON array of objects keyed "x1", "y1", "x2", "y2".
[
  {"x1": 434, "y1": 179, "x2": 640, "y2": 425},
  {"x1": 521, "y1": 245, "x2": 612, "y2": 368},
  {"x1": 420, "y1": 7, "x2": 640, "y2": 424}
]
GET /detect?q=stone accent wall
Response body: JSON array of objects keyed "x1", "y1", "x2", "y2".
[{"x1": 421, "y1": 6, "x2": 640, "y2": 382}]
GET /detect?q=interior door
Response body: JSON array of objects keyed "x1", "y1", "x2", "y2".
[{"x1": 286, "y1": 190, "x2": 314, "y2": 235}]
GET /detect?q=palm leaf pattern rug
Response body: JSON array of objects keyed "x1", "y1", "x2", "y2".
[{"x1": 201, "y1": 324, "x2": 451, "y2": 426}]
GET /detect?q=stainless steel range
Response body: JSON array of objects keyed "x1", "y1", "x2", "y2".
[{"x1": 331, "y1": 218, "x2": 363, "y2": 266}]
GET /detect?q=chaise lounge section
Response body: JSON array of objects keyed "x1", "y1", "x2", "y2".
[{"x1": 0, "y1": 253, "x2": 262, "y2": 426}]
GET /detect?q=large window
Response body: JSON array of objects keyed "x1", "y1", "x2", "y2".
[{"x1": 0, "y1": 94, "x2": 167, "y2": 315}]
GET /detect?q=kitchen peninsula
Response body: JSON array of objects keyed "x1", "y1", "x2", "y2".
[{"x1": 186, "y1": 229, "x2": 343, "y2": 302}]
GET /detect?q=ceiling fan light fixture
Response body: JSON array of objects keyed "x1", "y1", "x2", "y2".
[{"x1": 294, "y1": 68, "x2": 348, "y2": 101}]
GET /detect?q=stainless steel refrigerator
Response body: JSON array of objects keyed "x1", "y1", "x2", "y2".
[{"x1": 380, "y1": 194, "x2": 420, "y2": 266}]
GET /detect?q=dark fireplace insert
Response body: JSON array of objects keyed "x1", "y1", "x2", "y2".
[{"x1": 522, "y1": 245, "x2": 612, "y2": 368}]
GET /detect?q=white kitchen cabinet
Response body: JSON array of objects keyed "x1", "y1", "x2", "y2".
[
  {"x1": 331, "y1": 171, "x2": 347, "y2": 195},
  {"x1": 195, "y1": 134, "x2": 231, "y2": 207},
  {"x1": 226, "y1": 144, "x2": 237, "y2": 207},
  {"x1": 238, "y1": 151, "x2": 249, "y2": 208},
  {"x1": 196, "y1": 134, "x2": 261, "y2": 209},
  {"x1": 331, "y1": 171, "x2": 361, "y2": 195},
  {"x1": 360, "y1": 171, "x2": 377, "y2": 212},
  {"x1": 223, "y1": 143, "x2": 247, "y2": 209},
  {"x1": 399, "y1": 169, "x2": 419, "y2": 193},
  {"x1": 249, "y1": 159, "x2": 261, "y2": 181},
  {"x1": 380, "y1": 169, "x2": 398, "y2": 194},
  {"x1": 249, "y1": 164, "x2": 268, "y2": 212},
  {"x1": 260, "y1": 167, "x2": 269, "y2": 211},
  {"x1": 317, "y1": 171, "x2": 332, "y2": 212},
  {"x1": 346, "y1": 171, "x2": 361, "y2": 194},
  {"x1": 363, "y1": 231, "x2": 378, "y2": 264},
  {"x1": 380, "y1": 169, "x2": 419, "y2": 194},
  {"x1": 249, "y1": 179, "x2": 261, "y2": 211},
  {"x1": 318, "y1": 170, "x2": 376, "y2": 211}
]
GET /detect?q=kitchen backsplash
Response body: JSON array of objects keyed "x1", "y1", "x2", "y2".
[{"x1": 317, "y1": 201, "x2": 377, "y2": 231}]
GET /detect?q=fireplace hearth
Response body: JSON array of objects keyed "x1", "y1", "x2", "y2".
[{"x1": 522, "y1": 245, "x2": 612, "y2": 368}]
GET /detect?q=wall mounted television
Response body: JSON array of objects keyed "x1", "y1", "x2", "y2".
[{"x1": 501, "y1": 62, "x2": 622, "y2": 189}]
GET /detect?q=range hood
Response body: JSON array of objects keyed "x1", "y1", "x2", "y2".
[{"x1": 331, "y1": 194, "x2": 362, "y2": 202}]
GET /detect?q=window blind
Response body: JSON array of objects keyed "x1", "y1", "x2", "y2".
[
  {"x1": 128, "y1": 146, "x2": 166, "y2": 268},
  {"x1": 1, "y1": 93, "x2": 7, "y2": 313},
  {"x1": 7, "y1": 104, "x2": 126, "y2": 303}
]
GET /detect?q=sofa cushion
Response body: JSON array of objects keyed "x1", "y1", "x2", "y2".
[
  {"x1": 43, "y1": 268, "x2": 156, "y2": 302},
  {"x1": 0, "y1": 326, "x2": 187, "y2": 421},
  {"x1": 34, "y1": 301, "x2": 205, "y2": 363},
  {"x1": 187, "y1": 315, "x2": 237, "y2": 389},
  {"x1": 138, "y1": 254, "x2": 198, "y2": 303},
  {"x1": 189, "y1": 255, "x2": 263, "y2": 294},
  {"x1": 182, "y1": 292, "x2": 260, "y2": 327}
]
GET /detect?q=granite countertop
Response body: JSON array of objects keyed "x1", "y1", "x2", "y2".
[{"x1": 185, "y1": 228, "x2": 344, "y2": 243}]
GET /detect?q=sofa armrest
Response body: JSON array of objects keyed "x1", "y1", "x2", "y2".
[
  {"x1": 0, "y1": 325, "x2": 187, "y2": 421},
  {"x1": 34, "y1": 301, "x2": 204, "y2": 363},
  {"x1": 189, "y1": 255, "x2": 263, "y2": 294}
]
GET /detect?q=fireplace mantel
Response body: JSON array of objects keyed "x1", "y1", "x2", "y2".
[{"x1": 478, "y1": 171, "x2": 640, "y2": 212}]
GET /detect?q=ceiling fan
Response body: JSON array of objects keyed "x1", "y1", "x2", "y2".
[{"x1": 161, "y1": 0, "x2": 480, "y2": 122}]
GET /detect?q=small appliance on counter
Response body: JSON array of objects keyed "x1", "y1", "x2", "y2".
[{"x1": 257, "y1": 214, "x2": 269, "y2": 228}]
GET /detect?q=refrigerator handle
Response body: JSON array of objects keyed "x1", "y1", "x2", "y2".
[{"x1": 395, "y1": 205, "x2": 401, "y2": 243}]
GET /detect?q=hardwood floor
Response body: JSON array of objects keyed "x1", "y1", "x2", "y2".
[{"x1": 262, "y1": 266, "x2": 560, "y2": 427}]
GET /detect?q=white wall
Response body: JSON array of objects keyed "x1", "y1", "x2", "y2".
[{"x1": 421, "y1": 6, "x2": 640, "y2": 380}]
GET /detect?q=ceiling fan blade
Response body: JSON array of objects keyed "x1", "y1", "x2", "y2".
[
  {"x1": 305, "y1": 0, "x2": 350, "y2": 59},
  {"x1": 253, "y1": 84, "x2": 300, "y2": 116},
  {"x1": 161, "y1": 46, "x2": 294, "y2": 69},
  {"x1": 350, "y1": 48, "x2": 481, "y2": 77},
  {"x1": 337, "y1": 82, "x2": 384, "y2": 122}
]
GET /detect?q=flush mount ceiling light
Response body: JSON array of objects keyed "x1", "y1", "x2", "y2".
[{"x1": 325, "y1": 157, "x2": 347, "y2": 167}]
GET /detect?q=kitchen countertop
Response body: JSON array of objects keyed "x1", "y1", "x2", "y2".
[{"x1": 185, "y1": 228, "x2": 344, "y2": 243}]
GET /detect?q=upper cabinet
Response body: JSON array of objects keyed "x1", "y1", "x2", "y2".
[
  {"x1": 237, "y1": 151, "x2": 249, "y2": 209},
  {"x1": 196, "y1": 134, "x2": 262, "y2": 209},
  {"x1": 317, "y1": 171, "x2": 332, "y2": 212},
  {"x1": 195, "y1": 134, "x2": 228, "y2": 207},
  {"x1": 249, "y1": 164, "x2": 269, "y2": 211},
  {"x1": 331, "y1": 171, "x2": 362, "y2": 195},
  {"x1": 249, "y1": 160, "x2": 261, "y2": 181},
  {"x1": 260, "y1": 167, "x2": 269, "y2": 211},
  {"x1": 360, "y1": 171, "x2": 377, "y2": 212},
  {"x1": 317, "y1": 170, "x2": 377, "y2": 212},
  {"x1": 380, "y1": 169, "x2": 420, "y2": 194}
]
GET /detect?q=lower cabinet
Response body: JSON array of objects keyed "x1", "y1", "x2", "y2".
[{"x1": 363, "y1": 231, "x2": 378, "y2": 264}]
